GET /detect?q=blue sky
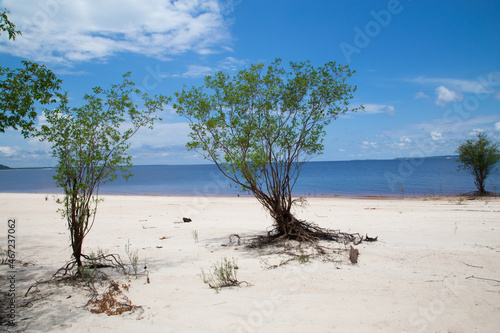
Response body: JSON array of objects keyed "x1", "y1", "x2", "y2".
[{"x1": 1, "y1": 0, "x2": 499, "y2": 167}]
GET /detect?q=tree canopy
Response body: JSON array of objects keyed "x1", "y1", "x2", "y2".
[
  {"x1": 456, "y1": 132, "x2": 500, "y2": 195},
  {"x1": 0, "y1": 9, "x2": 62, "y2": 137},
  {"x1": 175, "y1": 59, "x2": 361, "y2": 241}
]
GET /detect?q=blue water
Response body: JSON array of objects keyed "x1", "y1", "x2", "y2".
[{"x1": 1, "y1": 158, "x2": 499, "y2": 197}]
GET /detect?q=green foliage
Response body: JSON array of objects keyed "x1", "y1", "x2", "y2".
[
  {"x1": 456, "y1": 132, "x2": 500, "y2": 194},
  {"x1": 38, "y1": 73, "x2": 169, "y2": 266},
  {"x1": 0, "y1": 10, "x2": 61, "y2": 137},
  {"x1": 174, "y1": 59, "x2": 361, "y2": 236},
  {"x1": 0, "y1": 9, "x2": 21, "y2": 40},
  {"x1": 201, "y1": 257, "x2": 240, "y2": 292},
  {"x1": 297, "y1": 249, "x2": 310, "y2": 263}
]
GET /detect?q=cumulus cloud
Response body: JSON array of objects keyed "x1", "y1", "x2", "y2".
[
  {"x1": 414, "y1": 92, "x2": 429, "y2": 99},
  {"x1": 0, "y1": 0, "x2": 234, "y2": 65},
  {"x1": 430, "y1": 130, "x2": 444, "y2": 142},
  {"x1": 435, "y1": 86, "x2": 463, "y2": 107},
  {"x1": 495, "y1": 122, "x2": 500, "y2": 132},
  {"x1": 363, "y1": 104, "x2": 395, "y2": 116},
  {"x1": 0, "y1": 146, "x2": 17, "y2": 157}
]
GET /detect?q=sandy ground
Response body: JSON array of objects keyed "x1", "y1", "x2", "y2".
[{"x1": 0, "y1": 193, "x2": 499, "y2": 332}]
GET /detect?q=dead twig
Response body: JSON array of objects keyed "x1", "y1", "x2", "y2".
[
  {"x1": 465, "y1": 275, "x2": 500, "y2": 283},
  {"x1": 461, "y1": 262, "x2": 483, "y2": 269}
]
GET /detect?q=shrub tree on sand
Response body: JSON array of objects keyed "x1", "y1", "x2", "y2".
[
  {"x1": 456, "y1": 132, "x2": 500, "y2": 195},
  {"x1": 38, "y1": 73, "x2": 168, "y2": 270},
  {"x1": 174, "y1": 59, "x2": 362, "y2": 243}
]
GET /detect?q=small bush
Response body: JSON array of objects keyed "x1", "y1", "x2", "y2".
[
  {"x1": 125, "y1": 239, "x2": 139, "y2": 277},
  {"x1": 201, "y1": 257, "x2": 248, "y2": 292}
]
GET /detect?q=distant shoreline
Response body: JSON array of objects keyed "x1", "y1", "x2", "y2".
[
  {"x1": 0, "y1": 154, "x2": 461, "y2": 170},
  {"x1": 1, "y1": 191, "x2": 497, "y2": 201}
]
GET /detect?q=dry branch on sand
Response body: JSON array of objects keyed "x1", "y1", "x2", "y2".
[{"x1": 24, "y1": 253, "x2": 142, "y2": 317}]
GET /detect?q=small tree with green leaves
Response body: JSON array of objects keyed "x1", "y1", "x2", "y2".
[
  {"x1": 174, "y1": 59, "x2": 361, "y2": 242},
  {"x1": 456, "y1": 132, "x2": 500, "y2": 195},
  {"x1": 1, "y1": 9, "x2": 62, "y2": 137},
  {"x1": 38, "y1": 73, "x2": 169, "y2": 269}
]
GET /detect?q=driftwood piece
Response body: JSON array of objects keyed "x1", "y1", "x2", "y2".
[
  {"x1": 349, "y1": 245, "x2": 359, "y2": 264},
  {"x1": 364, "y1": 234, "x2": 378, "y2": 242},
  {"x1": 222, "y1": 234, "x2": 242, "y2": 246}
]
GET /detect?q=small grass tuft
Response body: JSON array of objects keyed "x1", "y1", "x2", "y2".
[{"x1": 201, "y1": 257, "x2": 250, "y2": 292}]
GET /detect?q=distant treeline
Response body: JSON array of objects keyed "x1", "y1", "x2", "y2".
[{"x1": 393, "y1": 155, "x2": 458, "y2": 161}]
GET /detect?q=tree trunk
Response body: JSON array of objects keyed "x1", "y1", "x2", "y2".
[
  {"x1": 72, "y1": 235, "x2": 83, "y2": 268},
  {"x1": 474, "y1": 174, "x2": 486, "y2": 195}
]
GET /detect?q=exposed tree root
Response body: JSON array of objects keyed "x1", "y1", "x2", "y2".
[
  {"x1": 23, "y1": 253, "x2": 143, "y2": 318},
  {"x1": 25, "y1": 253, "x2": 129, "y2": 298},
  {"x1": 240, "y1": 217, "x2": 378, "y2": 264},
  {"x1": 249, "y1": 218, "x2": 367, "y2": 250}
]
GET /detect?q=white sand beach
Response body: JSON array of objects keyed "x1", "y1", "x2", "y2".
[{"x1": 1, "y1": 193, "x2": 499, "y2": 332}]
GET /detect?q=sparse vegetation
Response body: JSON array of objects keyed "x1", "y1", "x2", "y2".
[
  {"x1": 201, "y1": 257, "x2": 250, "y2": 292},
  {"x1": 125, "y1": 239, "x2": 139, "y2": 277},
  {"x1": 397, "y1": 182, "x2": 404, "y2": 198},
  {"x1": 192, "y1": 230, "x2": 199, "y2": 243},
  {"x1": 297, "y1": 249, "x2": 310, "y2": 264}
]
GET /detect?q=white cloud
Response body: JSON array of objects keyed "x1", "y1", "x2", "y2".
[
  {"x1": 430, "y1": 130, "x2": 444, "y2": 142},
  {"x1": 181, "y1": 65, "x2": 214, "y2": 78},
  {"x1": 389, "y1": 136, "x2": 412, "y2": 149},
  {"x1": 495, "y1": 122, "x2": 500, "y2": 132},
  {"x1": 363, "y1": 104, "x2": 395, "y2": 116},
  {"x1": 469, "y1": 128, "x2": 484, "y2": 136},
  {"x1": 414, "y1": 92, "x2": 429, "y2": 99},
  {"x1": 361, "y1": 141, "x2": 378, "y2": 149},
  {"x1": 0, "y1": 0, "x2": 233, "y2": 65},
  {"x1": 435, "y1": 86, "x2": 463, "y2": 107},
  {"x1": 400, "y1": 136, "x2": 411, "y2": 143},
  {"x1": 130, "y1": 122, "x2": 191, "y2": 149},
  {"x1": 0, "y1": 146, "x2": 17, "y2": 157},
  {"x1": 411, "y1": 74, "x2": 500, "y2": 94},
  {"x1": 178, "y1": 57, "x2": 249, "y2": 78}
]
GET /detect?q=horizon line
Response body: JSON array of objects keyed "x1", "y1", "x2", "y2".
[{"x1": 1, "y1": 154, "x2": 459, "y2": 170}]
